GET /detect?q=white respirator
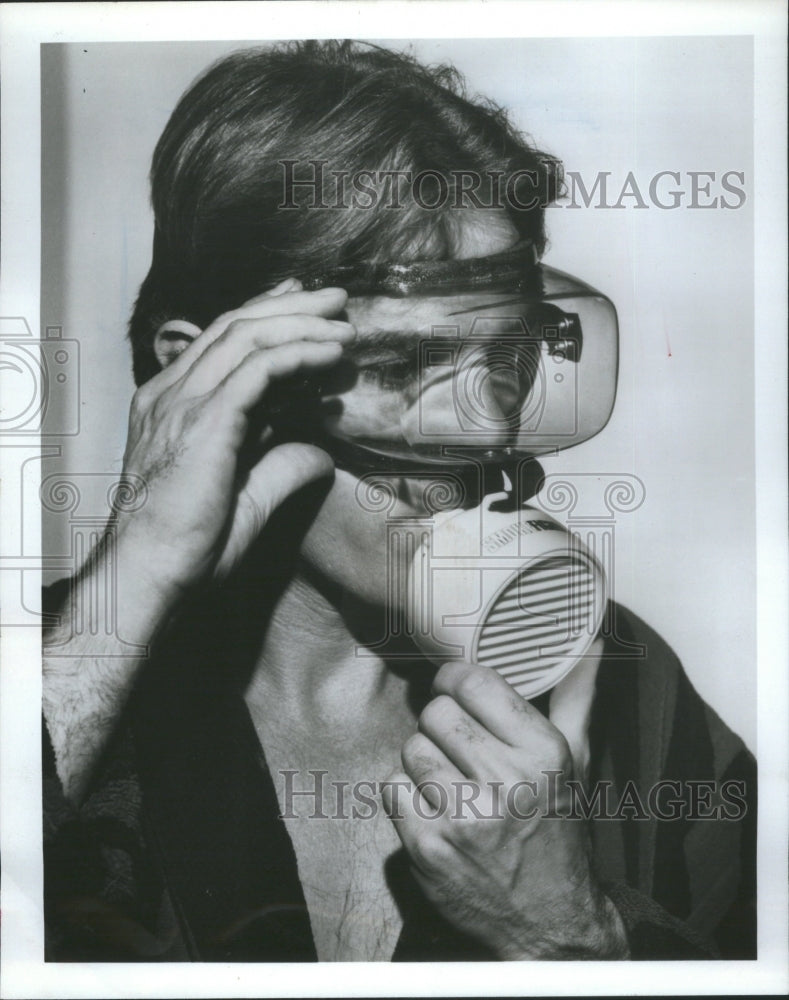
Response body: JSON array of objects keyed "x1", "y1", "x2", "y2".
[{"x1": 405, "y1": 492, "x2": 607, "y2": 699}]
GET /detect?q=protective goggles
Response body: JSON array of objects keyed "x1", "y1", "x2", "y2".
[{"x1": 272, "y1": 239, "x2": 618, "y2": 472}]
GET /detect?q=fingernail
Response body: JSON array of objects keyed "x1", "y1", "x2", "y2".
[
  {"x1": 269, "y1": 277, "x2": 301, "y2": 296},
  {"x1": 327, "y1": 320, "x2": 355, "y2": 338}
]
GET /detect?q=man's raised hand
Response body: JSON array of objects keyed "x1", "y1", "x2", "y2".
[{"x1": 116, "y1": 279, "x2": 353, "y2": 604}]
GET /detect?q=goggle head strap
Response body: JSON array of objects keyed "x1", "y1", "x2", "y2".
[{"x1": 301, "y1": 238, "x2": 541, "y2": 297}]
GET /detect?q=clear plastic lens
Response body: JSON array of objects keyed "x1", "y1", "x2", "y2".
[{"x1": 315, "y1": 265, "x2": 618, "y2": 465}]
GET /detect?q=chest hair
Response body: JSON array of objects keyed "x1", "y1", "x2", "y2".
[{"x1": 257, "y1": 718, "x2": 416, "y2": 961}]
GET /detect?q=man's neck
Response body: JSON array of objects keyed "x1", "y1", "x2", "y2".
[{"x1": 242, "y1": 569, "x2": 420, "y2": 738}]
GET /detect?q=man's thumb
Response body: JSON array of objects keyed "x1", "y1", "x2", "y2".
[{"x1": 244, "y1": 441, "x2": 335, "y2": 522}]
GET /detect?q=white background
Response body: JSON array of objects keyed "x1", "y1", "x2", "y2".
[{"x1": 42, "y1": 35, "x2": 755, "y2": 748}]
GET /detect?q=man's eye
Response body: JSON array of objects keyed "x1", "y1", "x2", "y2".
[{"x1": 359, "y1": 357, "x2": 419, "y2": 390}]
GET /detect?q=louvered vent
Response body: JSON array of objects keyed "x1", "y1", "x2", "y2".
[{"x1": 475, "y1": 555, "x2": 600, "y2": 699}]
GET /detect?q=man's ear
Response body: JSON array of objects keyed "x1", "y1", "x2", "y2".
[{"x1": 153, "y1": 319, "x2": 202, "y2": 369}]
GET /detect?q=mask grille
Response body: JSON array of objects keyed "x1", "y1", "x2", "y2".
[{"x1": 475, "y1": 555, "x2": 599, "y2": 700}]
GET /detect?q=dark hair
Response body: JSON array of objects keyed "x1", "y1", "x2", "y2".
[{"x1": 128, "y1": 40, "x2": 562, "y2": 384}]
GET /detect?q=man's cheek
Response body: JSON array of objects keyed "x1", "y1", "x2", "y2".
[
  {"x1": 298, "y1": 471, "x2": 435, "y2": 613},
  {"x1": 297, "y1": 475, "x2": 396, "y2": 601}
]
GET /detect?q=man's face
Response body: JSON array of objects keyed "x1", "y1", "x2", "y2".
[
  {"x1": 297, "y1": 217, "x2": 523, "y2": 608},
  {"x1": 317, "y1": 292, "x2": 541, "y2": 459}
]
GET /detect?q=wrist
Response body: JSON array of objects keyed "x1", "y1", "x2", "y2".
[
  {"x1": 497, "y1": 884, "x2": 630, "y2": 961},
  {"x1": 42, "y1": 532, "x2": 180, "y2": 806},
  {"x1": 44, "y1": 529, "x2": 183, "y2": 656}
]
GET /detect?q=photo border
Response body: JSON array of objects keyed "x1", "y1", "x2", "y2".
[{"x1": 1, "y1": 2, "x2": 786, "y2": 997}]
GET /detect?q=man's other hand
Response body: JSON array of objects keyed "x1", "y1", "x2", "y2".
[{"x1": 382, "y1": 657, "x2": 629, "y2": 960}]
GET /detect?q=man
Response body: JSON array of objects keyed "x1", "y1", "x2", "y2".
[{"x1": 42, "y1": 40, "x2": 755, "y2": 962}]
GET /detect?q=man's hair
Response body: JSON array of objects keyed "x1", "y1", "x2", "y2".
[{"x1": 129, "y1": 40, "x2": 562, "y2": 384}]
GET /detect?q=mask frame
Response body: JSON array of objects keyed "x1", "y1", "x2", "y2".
[{"x1": 270, "y1": 239, "x2": 618, "y2": 477}]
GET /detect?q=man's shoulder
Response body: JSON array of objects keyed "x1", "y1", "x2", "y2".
[
  {"x1": 590, "y1": 604, "x2": 756, "y2": 959},
  {"x1": 594, "y1": 602, "x2": 754, "y2": 780}
]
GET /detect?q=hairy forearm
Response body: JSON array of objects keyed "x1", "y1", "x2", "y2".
[{"x1": 42, "y1": 534, "x2": 177, "y2": 803}]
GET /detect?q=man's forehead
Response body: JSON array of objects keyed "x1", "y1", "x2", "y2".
[{"x1": 344, "y1": 292, "x2": 531, "y2": 340}]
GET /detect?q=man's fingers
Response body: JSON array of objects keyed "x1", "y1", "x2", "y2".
[
  {"x1": 432, "y1": 660, "x2": 555, "y2": 748},
  {"x1": 212, "y1": 339, "x2": 344, "y2": 415},
  {"x1": 164, "y1": 287, "x2": 349, "y2": 381},
  {"x1": 381, "y1": 770, "x2": 440, "y2": 830},
  {"x1": 417, "y1": 694, "x2": 508, "y2": 781},
  {"x1": 402, "y1": 732, "x2": 460, "y2": 780},
  {"x1": 212, "y1": 443, "x2": 335, "y2": 577},
  {"x1": 251, "y1": 277, "x2": 303, "y2": 300},
  {"x1": 243, "y1": 442, "x2": 335, "y2": 522},
  {"x1": 381, "y1": 771, "x2": 412, "y2": 824},
  {"x1": 401, "y1": 732, "x2": 465, "y2": 810},
  {"x1": 179, "y1": 313, "x2": 354, "y2": 396},
  {"x1": 381, "y1": 771, "x2": 456, "y2": 878}
]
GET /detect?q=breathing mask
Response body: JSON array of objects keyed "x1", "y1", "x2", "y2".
[{"x1": 276, "y1": 238, "x2": 619, "y2": 697}]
